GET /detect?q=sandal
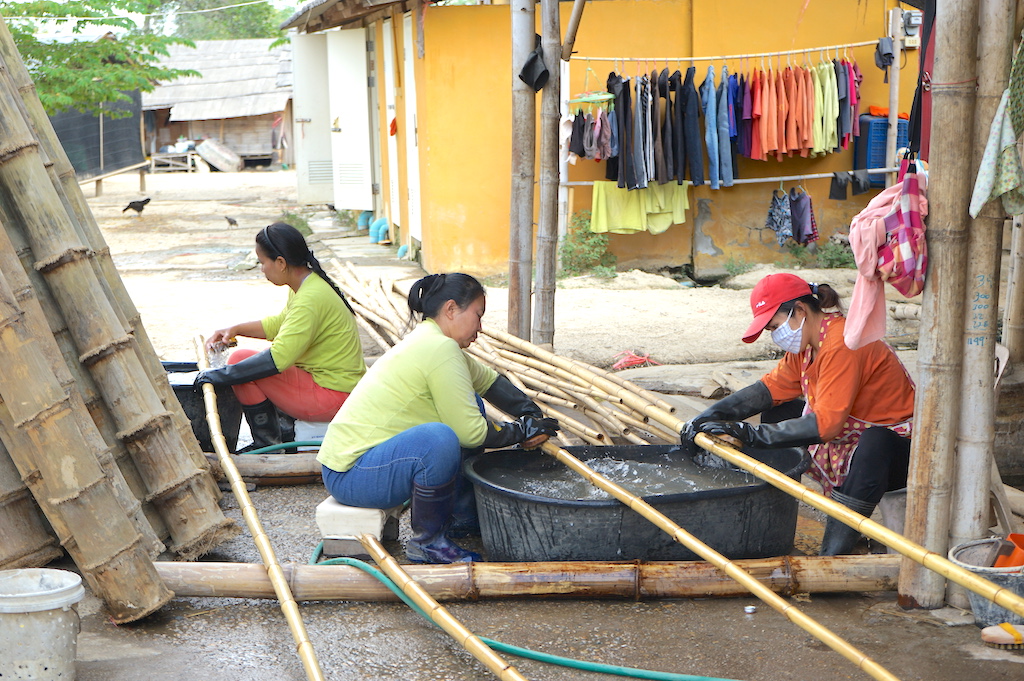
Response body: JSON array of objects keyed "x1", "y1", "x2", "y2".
[{"x1": 981, "y1": 622, "x2": 1024, "y2": 650}]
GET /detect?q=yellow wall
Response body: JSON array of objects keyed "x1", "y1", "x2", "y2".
[{"x1": 410, "y1": 0, "x2": 919, "y2": 277}]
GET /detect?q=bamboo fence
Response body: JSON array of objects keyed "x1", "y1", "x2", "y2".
[
  {"x1": 0, "y1": 266, "x2": 172, "y2": 622},
  {"x1": 0, "y1": 39, "x2": 237, "y2": 559}
]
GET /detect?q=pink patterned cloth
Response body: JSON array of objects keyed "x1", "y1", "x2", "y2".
[
  {"x1": 846, "y1": 183, "x2": 902, "y2": 350},
  {"x1": 877, "y1": 163, "x2": 928, "y2": 297}
]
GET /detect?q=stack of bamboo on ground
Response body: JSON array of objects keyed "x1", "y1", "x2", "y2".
[
  {"x1": 331, "y1": 263, "x2": 684, "y2": 447},
  {"x1": 0, "y1": 17, "x2": 238, "y2": 622}
]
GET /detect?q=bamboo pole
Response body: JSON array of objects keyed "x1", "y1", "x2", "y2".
[
  {"x1": 156, "y1": 554, "x2": 901, "y2": 601},
  {"x1": 0, "y1": 58, "x2": 235, "y2": 559},
  {"x1": 0, "y1": 267, "x2": 172, "y2": 622},
  {"x1": 560, "y1": 0, "x2": 587, "y2": 61},
  {"x1": 0, "y1": 18, "x2": 216, "y2": 485},
  {"x1": 538, "y1": 441, "x2": 899, "y2": 681},
  {"x1": 195, "y1": 338, "x2": 325, "y2": 681},
  {"x1": 693, "y1": 433, "x2": 1024, "y2": 621},
  {"x1": 950, "y1": 0, "x2": 1017, "y2": 609},
  {"x1": 1003, "y1": 215, "x2": 1024, "y2": 361},
  {"x1": 358, "y1": 534, "x2": 529, "y2": 681},
  {"x1": 901, "y1": 0, "x2": 980, "y2": 609},
  {"x1": 509, "y1": 0, "x2": 536, "y2": 340},
  {"x1": 533, "y1": 0, "x2": 560, "y2": 347},
  {"x1": 0, "y1": 445, "x2": 62, "y2": 569}
]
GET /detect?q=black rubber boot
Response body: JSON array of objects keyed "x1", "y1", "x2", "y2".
[
  {"x1": 448, "y1": 448, "x2": 480, "y2": 538},
  {"x1": 238, "y1": 400, "x2": 282, "y2": 453},
  {"x1": 406, "y1": 476, "x2": 481, "y2": 564},
  {"x1": 819, "y1": 491, "x2": 876, "y2": 556}
]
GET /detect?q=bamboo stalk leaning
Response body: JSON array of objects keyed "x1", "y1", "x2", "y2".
[
  {"x1": 0, "y1": 268, "x2": 172, "y2": 622},
  {"x1": 0, "y1": 56, "x2": 235, "y2": 558},
  {"x1": 693, "y1": 433, "x2": 1024, "y2": 620},
  {"x1": 0, "y1": 444, "x2": 62, "y2": 569},
  {"x1": 194, "y1": 337, "x2": 325, "y2": 681},
  {"x1": 539, "y1": 440, "x2": 900, "y2": 681},
  {"x1": 358, "y1": 534, "x2": 530, "y2": 681}
]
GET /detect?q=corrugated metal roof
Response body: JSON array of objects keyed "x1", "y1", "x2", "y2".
[{"x1": 143, "y1": 39, "x2": 293, "y2": 121}]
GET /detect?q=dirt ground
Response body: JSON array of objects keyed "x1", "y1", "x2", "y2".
[{"x1": 59, "y1": 170, "x2": 1020, "y2": 681}]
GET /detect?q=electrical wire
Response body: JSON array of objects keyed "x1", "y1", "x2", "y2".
[
  {"x1": 4, "y1": 0, "x2": 274, "y2": 22},
  {"x1": 308, "y1": 542, "x2": 742, "y2": 681}
]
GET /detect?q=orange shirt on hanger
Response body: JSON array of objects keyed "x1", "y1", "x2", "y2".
[
  {"x1": 799, "y1": 66, "x2": 815, "y2": 156},
  {"x1": 783, "y1": 67, "x2": 799, "y2": 155},
  {"x1": 750, "y1": 69, "x2": 764, "y2": 161},
  {"x1": 774, "y1": 68, "x2": 787, "y2": 161},
  {"x1": 764, "y1": 68, "x2": 778, "y2": 156}
]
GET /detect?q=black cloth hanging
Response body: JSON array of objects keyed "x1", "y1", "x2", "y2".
[
  {"x1": 651, "y1": 70, "x2": 669, "y2": 184},
  {"x1": 659, "y1": 68, "x2": 674, "y2": 185},
  {"x1": 633, "y1": 76, "x2": 650, "y2": 189},
  {"x1": 606, "y1": 73, "x2": 639, "y2": 190},
  {"x1": 829, "y1": 172, "x2": 850, "y2": 200},
  {"x1": 518, "y1": 34, "x2": 549, "y2": 91},
  {"x1": 679, "y1": 66, "x2": 705, "y2": 186},
  {"x1": 605, "y1": 72, "x2": 621, "y2": 181},
  {"x1": 851, "y1": 169, "x2": 872, "y2": 195},
  {"x1": 568, "y1": 111, "x2": 587, "y2": 157}
]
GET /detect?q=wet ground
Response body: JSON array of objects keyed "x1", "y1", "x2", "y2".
[{"x1": 62, "y1": 170, "x2": 1024, "y2": 680}]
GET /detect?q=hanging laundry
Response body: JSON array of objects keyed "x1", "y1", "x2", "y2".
[
  {"x1": 763, "y1": 68, "x2": 778, "y2": 158},
  {"x1": 750, "y1": 69, "x2": 765, "y2": 161},
  {"x1": 632, "y1": 75, "x2": 650, "y2": 188},
  {"x1": 569, "y1": 111, "x2": 587, "y2": 158},
  {"x1": 607, "y1": 107, "x2": 619, "y2": 158},
  {"x1": 835, "y1": 59, "x2": 850, "y2": 151},
  {"x1": 717, "y1": 65, "x2": 734, "y2": 187},
  {"x1": 829, "y1": 172, "x2": 850, "y2": 200},
  {"x1": 591, "y1": 181, "x2": 689, "y2": 234},
  {"x1": 765, "y1": 189, "x2": 794, "y2": 245},
  {"x1": 595, "y1": 108, "x2": 612, "y2": 162},
  {"x1": 810, "y1": 64, "x2": 825, "y2": 155},
  {"x1": 582, "y1": 111, "x2": 596, "y2": 159},
  {"x1": 651, "y1": 69, "x2": 668, "y2": 183},
  {"x1": 788, "y1": 186, "x2": 819, "y2": 244},
  {"x1": 970, "y1": 88, "x2": 1024, "y2": 218},
  {"x1": 658, "y1": 68, "x2": 675, "y2": 184},
  {"x1": 700, "y1": 65, "x2": 721, "y2": 189},
  {"x1": 607, "y1": 73, "x2": 638, "y2": 190}
]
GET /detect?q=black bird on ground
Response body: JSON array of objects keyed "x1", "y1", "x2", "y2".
[
  {"x1": 122, "y1": 198, "x2": 151, "y2": 216},
  {"x1": 326, "y1": 203, "x2": 336, "y2": 212},
  {"x1": 225, "y1": 216, "x2": 238, "y2": 228}
]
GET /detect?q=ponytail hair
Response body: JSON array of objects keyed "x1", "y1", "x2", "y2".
[
  {"x1": 407, "y1": 273, "x2": 485, "y2": 323},
  {"x1": 777, "y1": 282, "x2": 843, "y2": 316},
  {"x1": 256, "y1": 222, "x2": 354, "y2": 314}
]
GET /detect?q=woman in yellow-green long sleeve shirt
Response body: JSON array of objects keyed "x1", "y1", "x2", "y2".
[
  {"x1": 197, "y1": 222, "x2": 365, "y2": 450},
  {"x1": 318, "y1": 273, "x2": 559, "y2": 564}
]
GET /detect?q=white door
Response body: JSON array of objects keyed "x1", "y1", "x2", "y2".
[
  {"x1": 402, "y1": 14, "x2": 422, "y2": 241},
  {"x1": 326, "y1": 29, "x2": 373, "y2": 210},
  {"x1": 291, "y1": 32, "x2": 333, "y2": 205},
  {"x1": 382, "y1": 19, "x2": 401, "y2": 229}
]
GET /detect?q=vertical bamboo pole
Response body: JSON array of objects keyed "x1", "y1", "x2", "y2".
[
  {"x1": 508, "y1": 0, "x2": 535, "y2": 340},
  {"x1": 0, "y1": 56, "x2": 237, "y2": 559},
  {"x1": 0, "y1": 267, "x2": 172, "y2": 623},
  {"x1": 195, "y1": 338, "x2": 325, "y2": 681},
  {"x1": 885, "y1": 8, "x2": 904, "y2": 188},
  {"x1": 898, "y1": 0, "x2": 980, "y2": 610},
  {"x1": 1003, "y1": 215, "x2": 1024, "y2": 361},
  {"x1": 532, "y1": 0, "x2": 560, "y2": 348},
  {"x1": 0, "y1": 17, "x2": 216, "y2": 486},
  {"x1": 949, "y1": 0, "x2": 1017, "y2": 609}
]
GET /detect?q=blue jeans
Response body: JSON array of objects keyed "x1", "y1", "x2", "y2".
[{"x1": 321, "y1": 422, "x2": 462, "y2": 509}]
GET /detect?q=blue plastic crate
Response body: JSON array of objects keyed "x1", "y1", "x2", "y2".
[{"x1": 854, "y1": 115, "x2": 908, "y2": 187}]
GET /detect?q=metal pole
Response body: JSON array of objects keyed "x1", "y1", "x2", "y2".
[
  {"x1": 533, "y1": 0, "x2": 560, "y2": 348},
  {"x1": 949, "y1": 0, "x2": 1017, "y2": 609},
  {"x1": 508, "y1": 0, "x2": 535, "y2": 340},
  {"x1": 885, "y1": 9, "x2": 903, "y2": 187},
  {"x1": 898, "y1": 0, "x2": 980, "y2": 610}
]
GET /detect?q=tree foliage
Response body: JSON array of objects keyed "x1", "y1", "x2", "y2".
[
  {"x1": 1, "y1": 0, "x2": 197, "y2": 116},
  {"x1": 154, "y1": 0, "x2": 290, "y2": 41}
]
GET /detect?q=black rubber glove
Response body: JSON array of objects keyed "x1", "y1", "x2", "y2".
[
  {"x1": 194, "y1": 348, "x2": 280, "y2": 388},
  {"x1": 483, "y1": 375, "x2": 543, "y2": 418},
  {"x1": 680, "y1": 382, "x2": 773, "y2": 455},
  {"x1": 698, "y1": 412, "x2": 822, "y2": 450},
  {"x1": 482, "y1": 415, "x2": 560, "y2": 449}
]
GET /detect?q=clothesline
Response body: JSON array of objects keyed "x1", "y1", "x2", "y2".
[
  {"x1": 576, "y1": 40, "x2": 878, "y2": 65},
  {"x1": 562, "y1": 167, "x2": 897, "y2": 187}
]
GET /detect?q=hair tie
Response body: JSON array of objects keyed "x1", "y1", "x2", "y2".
[
  {"x1": 307, "y1": 249, "x2": 316, "y2": 269},
  {"x1": 809, "y1": 282, "x2": 819, "y2": 295}
]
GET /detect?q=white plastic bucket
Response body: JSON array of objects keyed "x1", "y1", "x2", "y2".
[
  {"x1": 0, "y1": 568, "x2": 85, "y2": 680},
  {"x1": 948, "y1": 538, "x2": 1024, "y2": 628}
]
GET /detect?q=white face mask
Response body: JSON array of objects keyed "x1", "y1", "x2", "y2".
[{"x1": 770, "y1": 310, "x2": 805, "y2": 354}]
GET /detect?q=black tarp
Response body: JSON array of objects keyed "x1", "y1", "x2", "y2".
[{"x1": 49, "y1": 91, "x2": 144, "y2": 180}]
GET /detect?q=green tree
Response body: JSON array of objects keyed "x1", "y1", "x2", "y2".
[
  {"x1": 155, "y1": 0, "x2": 289, "y2": 40},
  {"x1": 1, "y1": 0, "x2": 197, "y2": 116}
]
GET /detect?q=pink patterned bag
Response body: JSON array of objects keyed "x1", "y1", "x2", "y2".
[{"x1": 876, "y1": 157, "x2": 928, "y2": 297}]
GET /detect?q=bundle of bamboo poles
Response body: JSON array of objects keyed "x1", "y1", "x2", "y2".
[
  {"x1": 0, "y1": 16, "x2": 239, "y2": 618},
  {"x1": 331, "y1": 262, "x2": 683, "y2": 447}
]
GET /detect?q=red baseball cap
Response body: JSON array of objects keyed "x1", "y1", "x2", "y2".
[{"x1": 742, "y1": 273, "x2": 813, "y2": 343}]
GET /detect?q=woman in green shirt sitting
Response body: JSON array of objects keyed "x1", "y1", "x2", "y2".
[
  {"x1": 317, "y1": 273, "x2": 559, "y2": 564},
  {"x1": 197, "y1": 222, "x2": 365, "y2": 450}
]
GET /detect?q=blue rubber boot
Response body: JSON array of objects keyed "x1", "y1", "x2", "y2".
[{"x1": 406, "y1": 476, "x2": 481, "y2": 564}]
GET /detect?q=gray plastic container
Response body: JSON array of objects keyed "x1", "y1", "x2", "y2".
[
  {"x1": 948, "y1": 538, "x2": 1024, "y2": 628},
  {"x1": 465, "y1": 444, "x2": 809, "y2": 562},
  {"x1": 0, "y1": 568, "x2": 85, "y2": 680}
]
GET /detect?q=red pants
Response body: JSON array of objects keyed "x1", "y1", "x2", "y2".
[{"x1": 228, "y1": 348, "x2": 349, "y2": 422}]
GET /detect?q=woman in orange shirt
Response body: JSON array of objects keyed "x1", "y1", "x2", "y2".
[{"x1": 680, "y1": 273, "x2": 915, "y2": 555}]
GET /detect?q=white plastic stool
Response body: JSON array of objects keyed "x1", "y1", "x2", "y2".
[
  {"x1": 294, "y1": 420, "x2": 331, "y2": 451},
  {"x1": 315, "y1": 496, "x2": 403, "y2": 558},
  {"x1": 877, "y1": 487, "x2": 907, "y2": 554}
]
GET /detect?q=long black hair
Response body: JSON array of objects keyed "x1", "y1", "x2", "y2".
[
  {"x1": 256, "y1": 222, "x2": 354, "y2": 314},
  {"x1": 407, "y1": 273, "x2": 485, "y2": 322},
  {"x1": 776, "y1": 282, "x2": 843, "y2": 316}
]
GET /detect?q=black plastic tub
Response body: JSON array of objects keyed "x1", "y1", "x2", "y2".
[
  {"x1": 464, "y1": 444, "x2": 809, "y2": 562},
  {"x1": 164, "y1": 361, "x2": 243, "y2": 453}
]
